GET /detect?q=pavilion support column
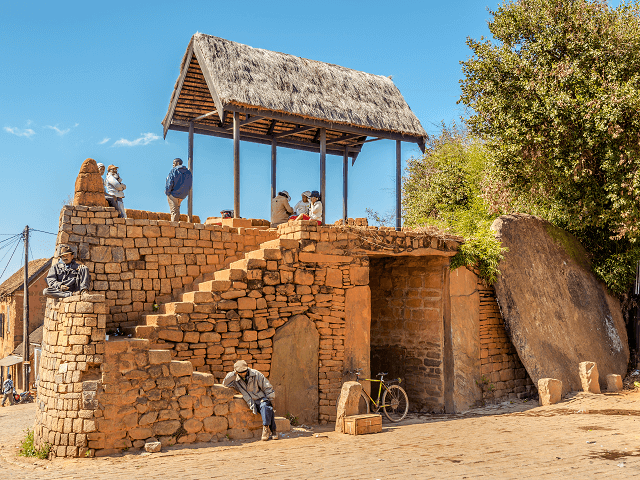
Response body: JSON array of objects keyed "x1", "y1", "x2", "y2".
[
  {"x1": 233, "y1": 112, "x2": 240, "y2": 218},
  {"x1": 188, "y1": 121, "x2": 194, "y2": 222},
  {"x1": 396, "y1": 140, "x2": 401, "y2": 231},
  {"x1": 320, "y1": 128, "x2": 326, "y2": 225},
  {"x1": 342, "y1": 146, "x2": 348, "y2": 223},
  {"x1": 271, "y1": 138, "x2": 277, "y2": 200}
]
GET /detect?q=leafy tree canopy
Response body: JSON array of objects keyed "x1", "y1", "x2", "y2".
[{"x1": 459, "y1": 0, "x2": 640, "y2": 294}]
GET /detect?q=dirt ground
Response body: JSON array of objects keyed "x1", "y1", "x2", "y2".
[{"x1": 4, "y1": 391, "x2": 640, "y2": 479}]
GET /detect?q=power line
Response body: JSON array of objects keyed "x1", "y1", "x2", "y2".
[
  {"x1": 0, "y1": 237, "x2": 22, "y2": 284},
  {"x1": 30, "y1": 229, "x2": 57, "y2": 236}
]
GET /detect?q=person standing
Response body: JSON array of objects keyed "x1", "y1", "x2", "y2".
[
  {"x1": 223, "y1": 360, "x2": 278, "y2": 441},
  {"x1": 271, "y1": 190, "x2": 293, "y2": 227},
  {"x1": 165, "y1": 158, "x2": 193, "y2": 222},
  {"x1": 105, "y1": 165, "x2": 127, "y2": 218},
  {"x1": 1, "y1": 375, "x2": 14, "y2": 407}
]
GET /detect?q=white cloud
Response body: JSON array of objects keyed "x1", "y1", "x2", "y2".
[
  {"x1": 4, "y1": 126, "x2": 36, "y2": 137},
  {"x1": 98, "y1": 137, "x2": 110, "y2": 145},
  {"x1": 44, "y1": 123, "x2": 78, "y2": 136},
  {"x1": 113, "y1": 132, "x2": 160, "y2": 147}
]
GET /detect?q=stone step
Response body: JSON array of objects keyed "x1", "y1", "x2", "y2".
[
  {"x1": 160, "y1": 302, "x2": 194, "y2": 314},
  {"x1": 180, "y1": 291, "x2": 214, "y2": 303},
  {"x1": 198, "y1": 279, "x2": 232, "y2": 292},
  {"x1": 133, "y1": 325, "x2": 156, "y2": 338},
  {"x1": 246, "y1": 248, "x2": 282, "y2": 261},
  {"x1": 143, "y1": 314, "x2": 178, "y2": 327},
  {"x1": 259, "y1": 238, "x2": 299, "y2": 250},
  {"x1": 214, "y1": 268, "x2": 247, "y2": 281},
  {"x1": 229, "y1": 258, "x2": 267, "y2": 270}
]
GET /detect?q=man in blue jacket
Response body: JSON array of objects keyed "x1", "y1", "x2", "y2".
[{"x1": 165, "y1": 158, "x2": 193, "y2": 222}]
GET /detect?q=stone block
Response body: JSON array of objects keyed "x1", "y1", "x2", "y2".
[
  {"x1": 153, "y1": 420, "x2": 181, "y2": 436},
  {"x1": 537, "y1": 378, "x2": 562, "y2": 406},
  {"x1": 129, "y1": 427, "x2": 153, "y2": 440},
  {"x1": 294, "y1": 269, "x2": 314, "y2": 285},
  {"x1": 183, "y1": 418, "x2": 204, "y2": 434},
  {"x1": 149, "y1": 350, "x2": 171, "y2": 365},
  {"x1": 170, "y1": 360, "x2": 193, "y2": 377},
  {"x1": 144, "y1": 441, "x2": 162, "y2": 453},
  {"x1": 335, "y1": 382, "x2": 363, "y2": 432},
  {"x1": 203, "y1": 416, "x2": 228, "y2": 435},
  {"x1": 158, "y1": 330, "x2": 183, "y2": 343},
  {"x1": 606, "y1": 374, "x2": 623, "y2": 392},
  {"x1": 579, "y1": 361, "x2": 601, "y2": 394},
  {"x1": 274, "y1": 417, "x2": 291, "y2": 433},
  {"x1": 349, "y1": 266, "x2": 369, "y2": 286}
]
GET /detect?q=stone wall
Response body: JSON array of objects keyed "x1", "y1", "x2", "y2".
[
  {"x1": 478, "y1": 282, "x2": 535, "y2": 401},
  {"x1": 369, "y1": 256, "x2": 449, "y2": 413},
  {"x1": 55, "y1": 205, "x2": 278, "y2": 329}
]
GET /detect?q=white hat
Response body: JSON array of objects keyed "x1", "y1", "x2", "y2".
[
  {"x1": 279, "y1": 190, "x2": 291, "y2": 201},
  {"x1": 302, "y1": 191, "x2": 312, "y2": 197}
]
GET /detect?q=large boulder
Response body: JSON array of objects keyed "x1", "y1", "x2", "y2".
[
  {"x1": 491, "y1": 214, "x2": 628, "y2": 394},
  {"x1": 73, "y1": 158, "x2": 108, "y2": 207}
]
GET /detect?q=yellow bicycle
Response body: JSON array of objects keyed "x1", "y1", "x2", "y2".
[{"x1": 345, "y1": 368, "x2": 409, "y2": 422}]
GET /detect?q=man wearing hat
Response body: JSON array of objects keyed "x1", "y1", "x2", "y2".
[
  {"x1": 43, "y1": 245, "x2": 90, "y2": 298},
  {"x1": 270, "y1": 190, "x2": 293, "y2": 227},
  {"x1": 165, "y1": 158, "x2": 193, "y2": 222},
  {"x1": 223, "y1": 360, "x2": 278, "y2": 441},
  {"x1": 105, "y1": 164, "x2": 127, "y2": 218}
]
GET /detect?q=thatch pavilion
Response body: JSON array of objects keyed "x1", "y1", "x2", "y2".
[{"x1": 162, "y1": 33, "x2": 427, "y2": 227}]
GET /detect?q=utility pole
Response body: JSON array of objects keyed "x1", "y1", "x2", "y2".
[{"x1": 22, "y1": 226, "x2": 29, "y2": 392}]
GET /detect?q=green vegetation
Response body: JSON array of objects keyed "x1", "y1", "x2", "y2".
[
  {"x1": 284, "y1": 412, "x2": 299, "y2": 426},
  {"x1": 20, "y1": 429, "x2": 51, "y2": 460},
  {"x1": 403, "y1": 125, "x2": 506, "y2": 283},
  {"x1": 459, "y1": 0, "x2": 640, "y2": 294}
]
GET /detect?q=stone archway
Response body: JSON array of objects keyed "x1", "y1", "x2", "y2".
[{"x1": 270, "y1": 315, "x2": 319, "y2": 424}]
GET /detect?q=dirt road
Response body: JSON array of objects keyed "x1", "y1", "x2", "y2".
[{"x1": 3, "y1": 392, "x2": 640, "y2": 479}]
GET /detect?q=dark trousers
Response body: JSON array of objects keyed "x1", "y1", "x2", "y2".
[
  {"x1": 259, "y1": 399, "x2": 276, "y2": 432},
  {"x1": 1, "y1": 392, "x2": 14, "y2": 406}
]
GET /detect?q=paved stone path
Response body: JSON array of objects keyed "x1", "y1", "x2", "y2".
[{"x1": 3, "y1": 392, "x2": 640, "y2": 478}]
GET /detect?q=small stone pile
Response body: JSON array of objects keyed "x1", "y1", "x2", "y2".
[{"x1": 73, "y1": 158, "x2": 108, "y2": 207}]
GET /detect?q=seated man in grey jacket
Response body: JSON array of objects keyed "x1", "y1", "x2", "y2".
[
  {"x1": 43, "y1": 245, "x2": 90, "y2": 298},
  {"x1": 223, "y1": 359, "x2": 277, "y2": 441}
]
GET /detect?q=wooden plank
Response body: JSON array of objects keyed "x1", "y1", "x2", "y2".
[
  {"x1": 193, "y1": 110, "x2": 218, "y2": 122},
  {"x1": 320, "y1": 128, "x2": 326, "y2": 225},
  {"x1": 188, "y1": 122, "x2": 194, "y2": 222},
  {"x1": 396, "y1": 140, "x2": 401, "y2": 231},
  {"x1": 343, "y1": 146, "x2": 348, "y2": 223},
  {"x1": 224, "y1": 116, "x2": 265, "y2": 131},
  {"x1": 192, "y1": 41, "x2": 225, "y2": 129},
  {"x1": 326, "y1": 133, "x2": 365, "y2": 145},
  {"x1": 274, "y1": 125, "x2": 316, "y2": 139},
  {"x1": 163, "y1": 45, "x2": 194, "y2": 139},
  {"x1": 233, "y1": 112, "x2": 240, "y2": 218}
]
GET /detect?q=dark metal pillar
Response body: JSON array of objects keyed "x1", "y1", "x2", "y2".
[
  {"x1": 342, "y1": 146, "x2": 348, "y2": 223},
  {"x1": 396, "y1": 140, "x2": 402, "y2": 231},
  {"x1": 233, "y1": 112, "x2": 240, "y2": 218},
  {"x1": 320, "y1": 128, "x2": 326, "y2": 225},
  {"x1": 187, "y1": 121, "x2": 194, "y2": 222},
  {"x1": 271, "y1": 138, "x2": 277, "y2": 200}
]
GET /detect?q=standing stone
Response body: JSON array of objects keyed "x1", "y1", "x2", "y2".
[
  {"x1": 491, "y1": 215, "x2": 629, "y2": 394},
  {"x1": 606, "y1": 373, "x2": 623, "y2": 392},
  {"x1": 579, "y1": 361, "x2": 601, "y2": 394},
  {"x1": 270, "y1": 315, "x2": 319, "y2": 425},
  {"x1": 73, "y1": 158, "x2": 108, "y2": 207},
  {"x1": 335, "y1": 382, "x2": 363, "y2": 433},
  {"x1": 538, "y1": 378, "x2": 562, "y2": 406}
]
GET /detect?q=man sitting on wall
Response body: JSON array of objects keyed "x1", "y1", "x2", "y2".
[
  {"x1": 43, "y1": 245, "x2": 90, "y2": 298},
  {"x1": 223, "y1": 360, "x2": 278, "y2": 441}
]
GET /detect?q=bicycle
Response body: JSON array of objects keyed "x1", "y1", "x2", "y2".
[{"x1": 344, "y1": 368, "x2": 409, "y2": 422}]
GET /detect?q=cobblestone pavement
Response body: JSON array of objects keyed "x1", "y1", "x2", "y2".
[{"x1": 3, "y1": 392, "x2": 640, "y2": 479}]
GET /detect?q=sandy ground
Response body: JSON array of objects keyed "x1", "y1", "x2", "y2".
[{"x1": 4, "y1": 392, "x2": 640, "y2": 479}]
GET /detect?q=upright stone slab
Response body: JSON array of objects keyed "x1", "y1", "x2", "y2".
[
  {"x1": 270, "y1": 315, "x2": 319, "y2": 424},
  {"x1": 579, "y1": 361, "x2": 601, "y2": 393},
  {"x1": 491, "y1": 215, "x2": 629, "y2": 394},
  {"x1": 344, "y1": 286, "x2": 371, "y2": 384},
  {"x1": 335, "y1": 381, "x2": 363, "y2": 433},
  {"x1": 538, "y1": 378, "x2": 562, "y2": 406},
  {"x1": 606, "y1": 374, "x2": 623, "y2": 392}
]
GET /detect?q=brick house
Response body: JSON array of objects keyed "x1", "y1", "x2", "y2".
[{"x1": 0, "y1": 257, "x2": 51, "y2": 388}]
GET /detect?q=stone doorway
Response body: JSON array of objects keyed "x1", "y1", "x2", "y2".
[
  {"x1": 270, "y1": 315, "x2": 319, "y2": 424},
  {"x1": 368, "y1": 256, "x2": 449, "y2": 413}
]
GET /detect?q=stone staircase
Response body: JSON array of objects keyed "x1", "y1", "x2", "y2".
[{"x1": 126, "y1": 238, "x2": 301, "y2": 375}]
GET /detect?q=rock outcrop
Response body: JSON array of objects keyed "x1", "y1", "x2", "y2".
[
  {"x1": 491, "y1": 214, "x2": 629, "y2": 394},
  {"x1": 73, "y1": 158, "x2": 108, "y2": 207}
]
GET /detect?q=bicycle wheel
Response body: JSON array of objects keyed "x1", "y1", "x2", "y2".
[
  {"x1": 382, "y1": 385, "x2": 409, "y2": 422},
  {"x1": 357, "y1": 390, "x2": 371, "y2": 415}
]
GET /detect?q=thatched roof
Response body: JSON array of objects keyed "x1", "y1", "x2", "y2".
[
  {"x1": 0, "y1": 258, "x2": 51, "y2": 299},
  {"x1": 162, "y1": 34, "x2": 427, "y2": 157}
]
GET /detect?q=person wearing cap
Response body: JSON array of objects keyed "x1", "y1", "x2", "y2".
[
  {"x1": 295, "y1": 190, "x2": 322, "y2": 225},
  {"x1": 165, "y1": 158, "x2": 193, "y2": 222},
  {"x1": 104, "y1": 164, "x2": 127, "y2": 218},
  {"x1": 292, "y1": 191, "x2": 311, "y2": 217},
  {"x1": 270, "y1": 190, "x2": 293, "y2": 227},
  {"x1": 43, "y1": 245, "x2": 90, "y2": 298},
  {"x1": 223, "y1": 360, "x2": 278, "y2": 441}
]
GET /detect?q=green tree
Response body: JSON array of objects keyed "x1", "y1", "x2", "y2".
[
  {"x1": 459, "y1": 0, "x2": 640, "y2": 293},
  {"x1": 403, "y1": 125, "x2": 505, "y2": 283}
]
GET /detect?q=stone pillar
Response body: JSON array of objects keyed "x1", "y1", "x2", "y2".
[
  {"x1": 606, "y1": 374, "x2": 623, "y2": 392},
  {"x1": 335, "y1": 381, "x2": 363, "y2": 433},
  {"x1": 579, "y1": 361, "x2": 601, "y2": 394}
]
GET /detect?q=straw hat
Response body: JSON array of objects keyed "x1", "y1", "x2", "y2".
[{"x1": 234, "y1": 359, "x2": 249, "y2": 373}]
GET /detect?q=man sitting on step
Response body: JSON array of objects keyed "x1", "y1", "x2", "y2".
[
  {"x1": 43, "y1": 245, "x2": 90, "y2": 298},
  {"x1": 223, "y1": 360, "x2": 278, "y2": 441}
]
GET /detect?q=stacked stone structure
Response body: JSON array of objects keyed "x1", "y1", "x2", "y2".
[{"x1": 73, "y1": 159, "x2": 108, "y2": 207}]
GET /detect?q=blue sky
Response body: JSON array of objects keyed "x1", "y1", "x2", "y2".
[{"x1": 0, "y1": 0, "x2": 622, "y2": 281}]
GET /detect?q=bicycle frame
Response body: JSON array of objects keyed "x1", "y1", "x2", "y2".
[{"x1": 354, "y1": 373, "x2": 393, "y2": 410}]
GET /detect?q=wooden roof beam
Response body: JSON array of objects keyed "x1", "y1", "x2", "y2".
[
  {"x1": 274, "y1": 125, "x2": 316, "y2": 139},
  {"x1": 267, "y1": 120, "x2": 277, "y2": 135},
  {"x1": 326, "y1": 133, "x2": 366, "y2": 145},
  {"x1": 163, "y1": 45, "x2": 194, "y2": 139},
  {"x1": 224, "y1": 115, "x2": 265, "y2": 131}
]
